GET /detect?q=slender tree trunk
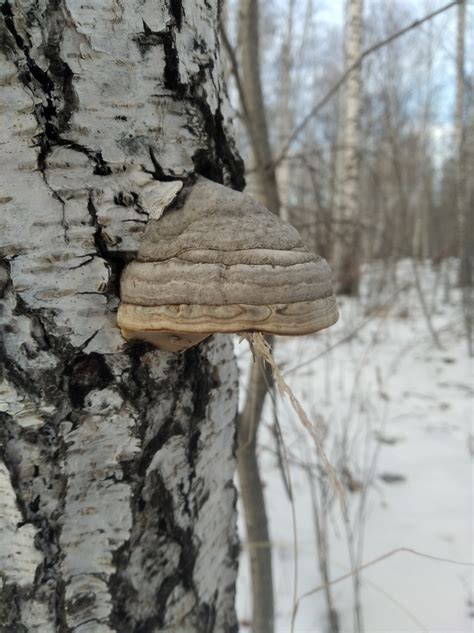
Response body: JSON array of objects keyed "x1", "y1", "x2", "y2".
[
  {"x1": 335, "y1": 0, "x2": 364, "y2": 295},
  {"x1": 239, "y1": 0, "x2": 280, "y2": 215},
  {"x1": 455, "y1": 0, "x2": 466, "y2": 273},
  {"x1": 276, "y1": 0, "x2": 295, "y2": 223},
  {"x1": 0, "y1": 1, "x2": 244, "y2": 630},
  {"x1": 237, "y1": 1, "x2": 280, "y2": 631},
  {"x1": 237, "y1": 360, "x2": 274, "y2": 633}
]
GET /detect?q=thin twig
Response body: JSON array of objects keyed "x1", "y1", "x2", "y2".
[
  {"x1": 262, "y1": 374, "x2": 299, "y2": 633},
  {"x1": 292, "y1": 546, "x2": 473, "y2": 623},
  {"x1": 284, "y1": 284, "x2": 409, "y2": 376},
  {"x1": 364, "y1": 577, "x2": 429, "y2": 632},
  {"x1": 411, "y1": 258, "x2": 444, "y2": 349}
]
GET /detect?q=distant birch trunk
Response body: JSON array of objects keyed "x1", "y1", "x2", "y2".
[
  {"x1": 335, "y1": 0, "x2": 364, "y2": 295},
  {"x1": 455, "y1": 0, "x2": 466, "y2": 273},
  {"x1": 0, "y1": 1, "x2": 244, "y2": 630},
  {"x1": 455, "y1": 0, "x2": 472, "y2": 355}
]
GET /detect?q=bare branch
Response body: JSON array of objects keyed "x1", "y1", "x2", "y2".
[
  {"x1": 292, "y1": 546, "x2": 474, "y2": 626},
  {"x1": 274, "y1": 0, "x2": 462, "y2": 168}
]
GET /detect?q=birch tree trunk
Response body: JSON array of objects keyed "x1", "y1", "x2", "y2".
[
  {"x1": 0, "y1": 1, "x2": 245, "y2": 631},
  {"x1": 335, "y1": 0, "x2": 363, "y2": 295}
]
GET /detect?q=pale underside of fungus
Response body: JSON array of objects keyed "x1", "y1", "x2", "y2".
[{"x1": 117, "y1": 178, "x2": 338, "y2": 352}]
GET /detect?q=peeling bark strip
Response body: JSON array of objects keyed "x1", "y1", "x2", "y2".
[{"x1": 1, "y1": 1, "x2": 242, "y2": 631}]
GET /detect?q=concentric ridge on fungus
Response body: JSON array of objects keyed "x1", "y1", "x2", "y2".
[{"x1": 117, "y1": 178, "x2": 339, "y2": 351}]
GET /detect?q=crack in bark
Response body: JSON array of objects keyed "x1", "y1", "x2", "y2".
[
  {"x1": 44, "y1": 169, "x2": 70, "y2": 243},
  {"x1": 87, "y1": 193, "x2": 128, "y2": 297},
  {"x1": 68, "y1": 255, "x2": 96, "y2": 270},
  {"x1": 148, "y1": 147, "x2": 186, "y2": 183},
  {"x1": 0, "y1": 1, "x2": 114, "y2": 248}
]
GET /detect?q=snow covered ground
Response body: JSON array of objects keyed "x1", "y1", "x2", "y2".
[{"x1": 235, "y1": 260, "x2": 473, "y2": 633}]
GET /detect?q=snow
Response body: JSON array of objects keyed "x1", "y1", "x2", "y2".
[{"x1": 235, "y1": 259, "x2": 473, "y2": 633}]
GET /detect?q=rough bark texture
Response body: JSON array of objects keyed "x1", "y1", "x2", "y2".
[{"x1": 0, "y1": 1, "x2": 244, "y2": 631}]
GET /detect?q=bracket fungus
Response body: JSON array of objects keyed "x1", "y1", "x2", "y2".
[{"x1": 117, "y1": 178, "x2": 338, "y2": 352}]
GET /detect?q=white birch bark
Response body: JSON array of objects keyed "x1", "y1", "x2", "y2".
[
  {"x1": 0, "y1": 0, "x2": 244, "y2": 630},
  {"x1": 335, "y1": 0, "x2": 363, "y2": 295}
]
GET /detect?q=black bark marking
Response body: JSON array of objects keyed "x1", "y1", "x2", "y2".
[
  {"x1": 67, "y1": 353, "x2": 114, "y2": 407},
  {"x1": 188, "y1": 86, "x2": 245, "y2": 190},
  {"x1": 148, "y1": 147, "x2": 184, "y2": 182},
  {"x1": 192, "y1": 148, "x2": 224, "y2": 184},
  {"x1": 213, "y1": 110, "x2": 246, "y2": 191},
  {"x1": 1, "y1": 2, "x2": 113, "y2": 188},
  {"x1": 162, "y1": 31, "x2": 186, "y2": 94},
  {"x1": 169, "y1": 0, "x2": 183, "y2": 30},
  {"x1": 92, "y1": 152, "x2": 113, "y2": 176},
  {"x1": 0, "y1": 584, "x2": 27, "y2": 633},
  {"x1": 134, "y1": 20, "x2": 185, "y2": 94},
  {"x1": 109, "y1": 345, "x2": 220, "y2": 631},
  {"x1": 1, "y1": 2, "x2": 75, "y2": 160},
  {"x1": 0, "y1": 413, "x2": 71, "y2": 632},
  {"x1": 134, "y1": 20, "x2": 165, "y2": 55},
  {"x1": 133, "y1": 9, "x2": 245, "y2": 189},
  {"x1": 87, "y1": 194, "x2": 128, "y2": 297}
]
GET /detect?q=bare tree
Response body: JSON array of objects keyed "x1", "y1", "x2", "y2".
[
  {"x1": 0, "y1": 1, "x2": 245, "y2": 630},
  {"x1": 233, "y1": 1, "x2": 284, "y2": 631}
]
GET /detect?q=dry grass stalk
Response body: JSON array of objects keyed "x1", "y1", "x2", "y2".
[{"x1": 243, "y1": 332, "x2": 347, "y2": 507}]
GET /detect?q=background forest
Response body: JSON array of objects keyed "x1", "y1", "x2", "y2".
[{"x1": 222, "y1": 0, "x2": 474, "y2": 631}]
